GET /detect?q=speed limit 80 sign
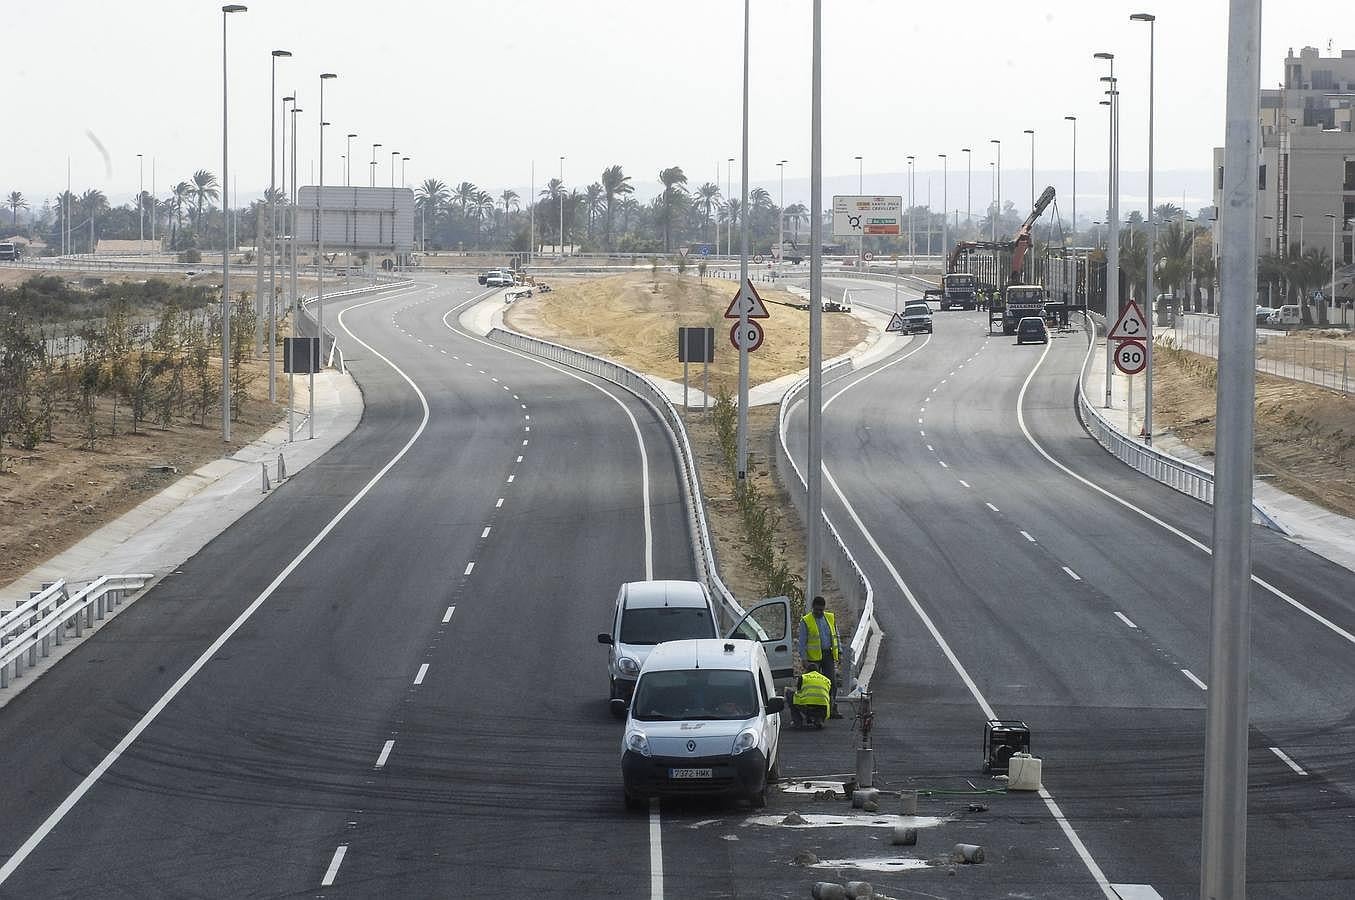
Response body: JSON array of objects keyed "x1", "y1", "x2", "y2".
[{"x1": 1114, "y1": 339, "x2": 1147, "y2": 375}]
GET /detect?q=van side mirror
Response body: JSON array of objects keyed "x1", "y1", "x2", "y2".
[
  {"x1": 597, "y1": 633, "x2": 614, "y2": 645},
  {"x1": 766, "y1": 697, "x2": 786, "y2": 714},
  {"x1": 609, "y1": 698, "x2": 629, "y2": 717}
]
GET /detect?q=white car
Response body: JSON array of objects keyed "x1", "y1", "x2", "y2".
[
  {"x1": 615, "y1": 632, "x2": 787, "y2": 810},
  {"x1": 599, "y1": 581, "x2": 719, "y2": 709},
  {"x1": 485, "y1": 271, "x2": 516, "y2": 288}
]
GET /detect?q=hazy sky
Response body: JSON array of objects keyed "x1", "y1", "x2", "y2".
[{"x1": 10, "y1": 1, "x2": 1353, "y2": 218}]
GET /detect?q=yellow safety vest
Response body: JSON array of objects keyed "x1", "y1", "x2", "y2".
[
  {"x1": 802, "y1": 611, "x2": 840, "y2": 662},
  {"x1": 793, "y1": 670, "x2": 832, "y2": 715}
]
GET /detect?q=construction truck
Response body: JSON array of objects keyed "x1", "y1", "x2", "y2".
[
  {"x1": 948, "y1": 185, "x2": 1056, "y2": 294},
  {"x1": 939, "y1": 272, "x2": 979, "y2": 310},
  {"x1": 996, "y1": 284, "x2": 1047, "y2": 335}
]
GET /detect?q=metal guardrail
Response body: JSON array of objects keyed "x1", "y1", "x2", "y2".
[
  {"x1": 1074, "y1": 314, "x2": 1283, "y2": 531},
  {"x1": 1, "y1": 575, "x2": 153, "y2": 688},
  {"x1": 775, "y1": 359, "x2": 881, "y2": 692},
  {"x1": 485, "y1": 327, "x2": 746, "y2": 629}
]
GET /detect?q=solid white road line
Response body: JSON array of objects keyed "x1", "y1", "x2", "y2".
[
  {"x1": 482, "y1": 526, "x2": 492, "y2": 538},
  {"x1": 0, "y1": 282, "x2": 436, "y2": 888},
  {"x1": 414, "y1": 664, "x2": 429, "y2": 685},
  {"x1": 985, "y1": 502, "x2": 1000, "y2": 512},
  {"x1": 1269, "y1": 746, "x2": 1308, "y2": 776},
  {"x1": 321, "y1": 845, "x2": 347, "y2": 886},
  {"x1": 1113, "y1": 611, "x2": 1139, "y2": 629},
  {"x1": 375, "y1": 740, "x2": 395, "y2": 768},
  {"x1": 464, "y1": 562, "x2": 475, "y2": 576},
  {"x1": 1020, "y1": 530, "x2": 1036, "y2": 542},
  {"x1": 649, "y1": 799, "x2": 664, "y2": 900},
  {"x1": 809, "y1": 331, "x2": 1119, "y2": 900},
  {"x1": 1017, "y1": 318, "x2": 1355, "y2": 650},
  {"x1": 1062, "y1": 566, "x2": 1082, "y2": 581},
  {"x1": 442, "y1": 606, "x2": 455, "y2": 623},
  {"x1": 1181, "y1": 669, "x2": 1208, "y2": 690}
]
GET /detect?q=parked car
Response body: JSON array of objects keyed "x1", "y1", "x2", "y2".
[
  {"x1": 901, "y1": 301, "x2": 933, "y2": 334},
  {"x1": 1256, "y1": 305, "x2": 1278, "y2": 326},
  {"x1": 1016, "y1": 316, "x2": 1048, "y2": 345},
  {"x1": 485, "y1": 271, "x2": 516, "y2": 288},
  {"x1": 1266, "y1": 305, "x2": 1301, "y2": 329},
  {"x1": 477, "y1": 270, "x2": 494, "y2": 285},
  {"x1": 615, "y1": 636, "x2": 786, "y2": 810},
  {"x1": 599, "y1": 581, "x2": 720, "y2": 709}
]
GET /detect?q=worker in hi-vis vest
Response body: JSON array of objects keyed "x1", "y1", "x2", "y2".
[
  {"x1": 797, "y1": 595, "x2": 844, "y2": 718},
  {"x1": 784, "y1": 662, "x2": 832, "y2": 728}
]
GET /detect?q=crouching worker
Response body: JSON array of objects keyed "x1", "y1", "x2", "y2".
[{"x1": 783, "y1": 662, "x2": 832, "y2": 729}]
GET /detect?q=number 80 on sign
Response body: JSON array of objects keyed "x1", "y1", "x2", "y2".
[{"x1": 1114, "y1": 339, "x2": 1147, "y2": 375}]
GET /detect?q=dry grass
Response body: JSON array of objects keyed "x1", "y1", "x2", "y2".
[
  {"x1": 504, "y1": 273, "x2": 869, "y2": 391},
  {"x1": 1153, "y1": 343, "x2": 1355, "y2": 518}
]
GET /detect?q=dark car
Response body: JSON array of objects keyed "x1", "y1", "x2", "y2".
[{"x1": 1015, "y1": 316, "x2": 1048, "y2": 345}]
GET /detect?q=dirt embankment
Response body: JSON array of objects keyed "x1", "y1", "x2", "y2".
[{"x1": 1152, "y1": 343, "x2": 1355, "y2": 518}]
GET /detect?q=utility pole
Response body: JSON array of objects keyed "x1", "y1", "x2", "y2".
[{"x1": 737, "y1": 0, "x2": 751, "y2": 482}]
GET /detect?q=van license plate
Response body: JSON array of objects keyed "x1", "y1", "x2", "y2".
[{"x1": 669, "y1": 768, "x2": 713, "y2": 779}]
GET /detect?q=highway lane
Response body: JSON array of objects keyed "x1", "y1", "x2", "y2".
[
  {"x1": 783, "y1": 306, "x2": 1355, "y2": 896},
  {"x1": 0, "y1": 275, "x2": 694, "y2": 896}
]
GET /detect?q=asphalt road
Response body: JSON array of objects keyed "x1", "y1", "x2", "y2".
[{"x1": 783, "y1": 294, "x2": 1355, "y2": 898}]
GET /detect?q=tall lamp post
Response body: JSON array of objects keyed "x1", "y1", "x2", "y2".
[
  {"x1": 317, "y1": 71, "x2": 337, "y2": 444},
  {"x1": 137, "y1": 153, "x2": 144, "y2": 257},
  {"x1": 1023, "y1": 129, "x2": 1036, "y2": 213},
  {"x1": 558, "y1": 155, "x2": 565, "y2": 256},
  {"x1": 390, "y1": 150, "x2": 399, "y2": 189},
  {"x1": 267, "y1": 49, "x2": 291, "y2": 404},
  {"x1": 854, "y1": 155, "x2": 864, "y2": 268},
  {"x1": 1132, "y1": 11, "x2": 1158, "y2": 443},
  {"x1": 1066, "y1": 116, "x2": 1078, "y2": 242},
  {"x1": 346, "y1": 133, "x2": 356, "y2": 186},
  {"x1": 370, "y1": 143, "x2": 381, "y2": 187},
  {"x1": 1327, "y1": 214, "x2": 1340, "y2": 313},
  {"x1": 220, "y1": 3, "x2": 247, "y2": 443},
  {"x1": 990, "y1": 140, "x2": 1001, "y2": 241},
  {"x1": 1095, "y1": 50, "x2": 1120, "y2": 408},
  {"x1": 906, "y1": 155, "x2": 915, "y2": 272},
  {"x1": 401, "y1": 156, "x2": 410, "y2": 189},
  {"x1": 737, "y1": 0, "x2": 751, "y2": 486},
  {"x1": 777, "y1": 159, "x2": 787, "y2": 270},
  {"x1": 939, "y1": 153, "x2": 949, "y2": 262},
  {"x1": 961, "y1": 147, "x2": 972, "y2": 230}
]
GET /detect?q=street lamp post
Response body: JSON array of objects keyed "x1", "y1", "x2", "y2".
[
  {"x1": 137, "y1": 153, "x2": 144, "y2": 257},
  {"x1": 346, "y1": 133, "x2": 356, "y2": 186},
  {"x1": 777, "y1": 159, "x2": 787, "y2": 270},
  {"x1": 1132, "y1": 12, "x2": 1158, "y2": 443},
  {"x1": 558, "y1": 155, "x2": 565, "y2": 256},
  {"x1": 1066, "y1": 116, "x2": 1077, "y2": 242},
  {"x1": 268, "y1": 49, "x2": 291, "y2": 405},
  {"x1": 1096, "y1": 50, "x2": 1120, "y2": 408},
  {"x1": 906, "y1": 155, "x2": 915, "y2": 273},
  {"x1": 290, "y1": 102, "x2": 301, "y2": 332},
  {"x1": 391, "y1": 150, "x2": 399, "y2": 189},
  {"x1": 220, "y1": 3, "x2": 247, "y2": 443},
  {"x1": 990, "y1": 140, "x2": 1001, "y2": 241},
  {"x1": 854, "y1": 155, "x2": 864, "y2": 268},
  {"x1": 317, "y1": 72, "x2": 337, "y2": 442},
  {"x1": 726, "y1": 157, "x2": 735, "y2": 257},
  {"x1": 1023, "y1": 129, "x2": 1035, "y2": 213},
  {"x1": 961, "y1": 147, "x2": 972, "y2": 230},
  {"x1": 370, "y1": 143, "x2": 381, "y2": 187},
  {"x1": 1327, "y1": 214, "x2": 1339, "y2": 313},
  {"x1": 737, "y1": 0, "x2": 751, "y2": 485},
  {"x1": 807, "y1": 0, "x2": 824, "y2": 601},
  {"x1": 402, "y1": 156, "x2": 409, "y2": 189},
  {"x1": 939, "y1": 153, "x2": 948, "y2": 263}
]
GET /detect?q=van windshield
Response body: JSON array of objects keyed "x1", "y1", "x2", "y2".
[
  {"x1": 632, "y1": 669, "x2": 759, "y2": 721},
  {"x1": 619, "y1": 607, "x2": 716, "y2": 645}
]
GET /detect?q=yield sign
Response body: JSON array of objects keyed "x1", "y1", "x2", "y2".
[
  {"x1": 1107, "y1": 300, "x2": 1148, "y2": 341},
  {"x1": 725, "y1": 279, "x2": 770, "y2": 319}
]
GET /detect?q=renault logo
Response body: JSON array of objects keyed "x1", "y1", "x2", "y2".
[{"x1": 686, "y1": 740, "x2": 697, "y2": 753}]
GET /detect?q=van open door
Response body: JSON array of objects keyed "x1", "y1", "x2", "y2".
[{"x1": 727, "y1": 596, "x2": 794, "y2": 689}]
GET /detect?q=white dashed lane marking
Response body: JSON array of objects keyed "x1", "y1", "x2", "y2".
[
  {"x1": 464, "y1": 562, "x2": 475, "y2": 576},
  {"x1": 939, "y1": 461, "x2": 949, "y2": 469},
  {"x1": 958, "y1": 480, "x2": 970, "y2": 488},
  {"x1": 1062, "y1": 566, "x2": 1082, "y2": 581},
  {"x1": 1113, "y1": 611, "x2": 1138, "y2": 629},
  {"x1": 495, "y1": 498, "x2": 504, "y2": 508},
  {"x1": 442, "y1": 606, "x2": 455, "y2": 623},
  {"x1": 481, "y1": 527, "x2": 492, "y2": 538},
  {"x1": 985, "y1": 502, "x2": 999, "y2": 512},
  {"x1": 414, "y1": 664, "x2": 429, "y2": 685},
  {"x1": 375, "y1": 740, "x2": 394, "y2": 769},
  {"x1": 321, "y1": 846, "x2": 347, "y2": 887},
  {"x1": 1269, "y1": 747, "x2": 1308, "y2": 776},
  {"x1": 1020, "y1": 530, "x2": 1036, "y2": 542},
  {"x1": 1181, "y1": 669, "x2": 1208, "y2": 691}
]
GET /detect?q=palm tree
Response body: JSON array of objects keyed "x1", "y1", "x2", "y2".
[
  {"x1": 416, "y1": 178, "x2": 449, "y2": 219},
  {"x1": 452, "y1": 181, "x2": 479, "y2": 215},
  {"x1": 169, "y1": 182, "x2": 195, "y2": 247},
  {"x1": 584, "y1": 183, "x2": 604, "y2": 239},
  {"x1": 474, "y1": 189, "x2": 495, "y2": 244},
  {"x1": 657, "y1": 166, "x2": 689, "y2": 251},
  {"x1": 600, "y1": 164, "x2": 633, "y2": 251},
  {"x1": 693, "y1": 182, "x2": 721, "y2": 233},
  {"x1": 540, "y1": 177, "x2": 565, "y2": 248},
  {"x1": 498, "y1": 188, "x2": 519, "y2": 214},
  {"x1": 6, "y1": 191, "x2": 27, "y2": 226},
  {"x1": 190, "y1": 170, "x2": 219, "y2": 236},
  {"x1": 784, "y1": 203, "x2": 808, "y2": 243}
]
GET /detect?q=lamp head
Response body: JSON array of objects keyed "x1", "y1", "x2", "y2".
[
  {"x1": 272, "y1": 49, "x2": 292, "y2": 58},
  {"x1": 1130, "y1": 13, "x2": 1156, "y2": 22},
  {"x1": 320, "y1": 72, "x2": 337, "y2": 80},
  {"x1": 990, "y1": 139, "x2": 1000, "y2": 145},
  {"x1": 283, "y1": 95, "x2": 295, "y2": 103},
  {"x1": 1093, "y1": 51, "x2": 1114, "y2": 60},
  {"x1": 1024, "y1": 129, "x2": 1034, "y2": 135},
  {"x1": 961, "y1": 147, "x2": 971, "y2": 153},
  {"x1": 1066, "y1": 115, "x2": 1077, "y2": 121},
  {"x1": 222, "y1": 4, "x2": 247, "y2": 12},
  {"x1": 348, "y1": 133, "x2": 357, "y2": 138}
]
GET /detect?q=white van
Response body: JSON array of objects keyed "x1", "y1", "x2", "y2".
[
  {"x1": 1265, "y1": 305, "x2": 1302, "y2": 328},
  {"x1": 615, "y1": 636, "x2": 786, "y2": 810},
  {"x1": 599, "y1": 581, "x2": 720, "y2": 707}
]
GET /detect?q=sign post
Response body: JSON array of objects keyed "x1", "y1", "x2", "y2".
[{"x1": 678, "y1": 327, "x2": 715, "y2": 412}]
